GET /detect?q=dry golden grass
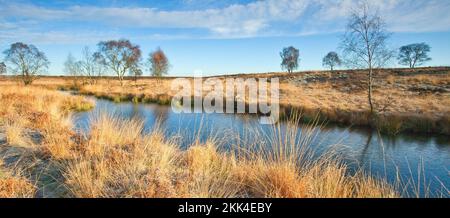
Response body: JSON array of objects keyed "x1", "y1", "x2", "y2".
[
  {"x1": 0, "y1": 83, "x2": 441, "y2": 198},
  {"x1": 0, "y1": 85, "x2": 95, "y2": 197},
  {"x1": 0, "y1": 160, "x2": 36, "y2": 198},
  {"x1": 0, "y1": 176, "x2": 36, "y2": 198},
  {"x1": 4, "y1": 121, "x2": 27, "y2": 146},
  {"x1": 0, "y1": 85, "x2": 94, "y2": 156}
]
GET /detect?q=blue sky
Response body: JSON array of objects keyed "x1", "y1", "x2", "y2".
[{"x1": 1, "y1": 0, "x2": 450, "y2": 76}]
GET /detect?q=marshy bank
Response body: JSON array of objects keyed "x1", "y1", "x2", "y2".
[{"x1": 51, "y1": 67, "x2": 450, "y2": 136}]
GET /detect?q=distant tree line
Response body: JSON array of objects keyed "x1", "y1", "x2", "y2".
[
  {"x1": 279, "y1": 4, "x2": 432, "y2": 75},
  {"x1": 1, "y1": 40, "x2": 170, "y2": 86}
]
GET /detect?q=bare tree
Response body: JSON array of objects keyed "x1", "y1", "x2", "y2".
[
  {"x1": 148, "y1": 47, "x2": 170, "y2": 79},
  {"x1": 96, "y1": 39, "x2": 141, "y2": 86},
  {"x1": 0, "y1": 62, "x2": 6, "y2": 75},
  {"x1": 64, "y1": 53, "x2": 80, "y2": 87},
  {"x1": 77, "y1": 47, "x2": 105, "y2": 84},
  {"x1": 341, "y1": 2, "x2": 394, "y2": 114},
  {"x1": 322, "y1": 52, "x2": 342, "y2": 71},
  {"x1": 398, "y1": 43, "x2": 431, "y2": 68},
  {"x1": 130, "y1": 65, "x2": 143, "y2": 85},
  {"x1": 3, "y1": 42, "x2": 49, "y2": 85},
  {"x1": 280, "y1": 46, "x2": 300, "y2": 73}
]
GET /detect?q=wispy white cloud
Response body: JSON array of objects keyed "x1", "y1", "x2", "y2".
[
  {"x1": 0, "y1": 0, "x2": 308, "y2": 37},
  {"x1": 312, "y1": 0, "x2": 450, "y2": 33},
  {"x1": 0, "y1": 0, "x2": 449, "y2": 44},
  {"x1": 0, "y1": 29, "x2": 121, "y2": 44}
]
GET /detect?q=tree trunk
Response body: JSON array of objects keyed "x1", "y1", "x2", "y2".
[
  {"x1": 23, "y1": 77, "x2": 32, "y2": 86},
  {"x1": 368, "y1": 67, "x2": 374, "y2": 114},
  {"x1": 22, "y1": 72, "x2": 33, "y2": 86},
  {"x1": 119, "y1": 76, "x2": 124, "y2": 86}
]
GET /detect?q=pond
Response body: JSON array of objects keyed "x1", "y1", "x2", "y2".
[{"x1": 73, "y1": 97, "x2": 450, "y2": 197}]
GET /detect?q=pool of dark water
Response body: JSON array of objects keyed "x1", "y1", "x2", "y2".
[{"x1": 73, "y1": 98, "x2": 450, "y2": 197}]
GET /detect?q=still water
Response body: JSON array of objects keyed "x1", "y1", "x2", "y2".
[{"x1": 73, "y1": 98, "x2": 450, "y2": 197}]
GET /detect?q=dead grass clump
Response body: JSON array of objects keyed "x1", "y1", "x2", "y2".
[
  {"x1": 64, "y1": 115, "x2": 179, "y2": 198},
  {"x1": 0, "y1": 177, "x2": 36, "y2": 198},
  {"x1": 180, "y1": 142, "x2": 241, "y2": 198},
  {"x1": 4, "y1": 122, "x2": 26, "y2": 146},
  {"x1": 40, "y1": 127, "x2": 75, "y2": 160},
  {"x1": 350, "y1": 173, "x2": 399, "y2": 198},
  {"x1": 3, "y1": 116, "x2": 31, "y2": 147},
  {"x1": 240, "y1": 161, "x2": 306, "y2": 198},
  {"x1": 84, "y1": 113, "x2": 144, "y2": 156},
  {"x1": 0, "y1": 161, "x2": 36, "y2": 198}
]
